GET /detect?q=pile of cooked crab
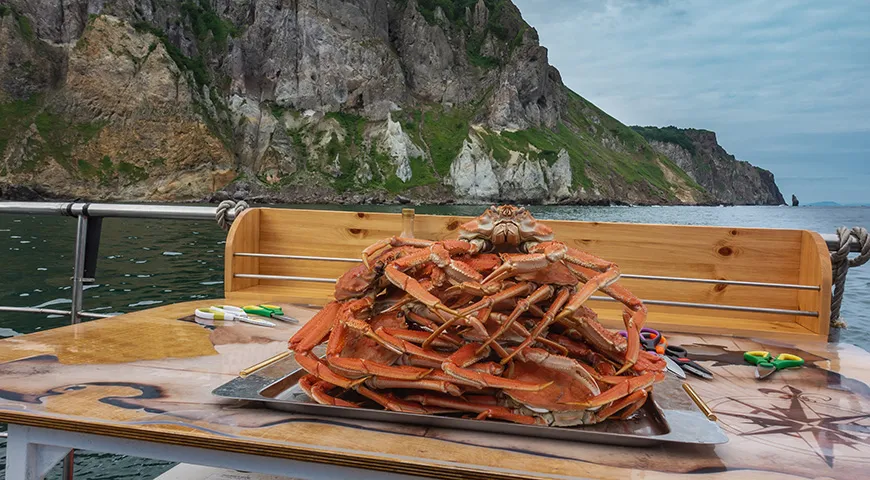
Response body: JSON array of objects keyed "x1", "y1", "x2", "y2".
[{"x1": 288, "y1": 205, "x2": 666, "y2": 426}]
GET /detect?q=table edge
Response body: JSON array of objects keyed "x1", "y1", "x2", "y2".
[{"x1": 0, "y1": 411, "x2": 559, "y2": 480}]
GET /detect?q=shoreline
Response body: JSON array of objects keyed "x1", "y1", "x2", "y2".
[{"x1": 0, "y1": 184, "x2": 792, "y2": 208}]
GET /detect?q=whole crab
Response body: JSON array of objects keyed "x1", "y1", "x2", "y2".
[{"x1": 287, "y1": 205, "x2": 662, "y2": 425}]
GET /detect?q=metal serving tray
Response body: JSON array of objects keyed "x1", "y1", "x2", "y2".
[{"x1": 213, "y1": 355, "x2": 728, "y2": 447}]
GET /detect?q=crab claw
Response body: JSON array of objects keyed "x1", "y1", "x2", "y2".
[{"x1": 617, "y1": 309, "x2": 642, "y2": 375}]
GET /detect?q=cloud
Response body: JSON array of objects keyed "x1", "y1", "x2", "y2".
[{"x1": 513, "y1": 0, "x2": 870, "y2": 202}]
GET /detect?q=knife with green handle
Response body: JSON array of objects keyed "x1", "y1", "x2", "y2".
[{"x1": 243, "y1": 304, "x2": 299, "y2": 324}]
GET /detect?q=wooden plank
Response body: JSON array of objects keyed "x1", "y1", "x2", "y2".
[
  {"x1": 227, "y1": 284, "x2": 334, "y2": 306},
  {"x1": 797, "y1": 231, "x2": 833, "y2": 336},
  {"x1": 254, "y1": 208, "x2": 807, "y2": 284},
  {"x1": 225, "y1": 209, "x2": 260, "y2": 294},
  {"x1": 235, "y1": 208, "x2": 832, "y2": 340}
]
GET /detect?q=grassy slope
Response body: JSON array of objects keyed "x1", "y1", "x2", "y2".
[{"x1": 380, "y1": 88, "x2": 702, "y2": 199}]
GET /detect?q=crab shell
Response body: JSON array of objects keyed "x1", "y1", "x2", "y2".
[
  {"x1": 499, "y1": 355, "x2": 607, "y2": 426},
  {"x1": 459, "y1": 205, "x2": 554, "y2": 252}
]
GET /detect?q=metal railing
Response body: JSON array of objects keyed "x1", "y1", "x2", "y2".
[
  {"x1": 0, "y1": 201, "x2": 241, "y2": 323},
  {"x1": 0, "y1": 201, "x2": 243, "y2": 480}
]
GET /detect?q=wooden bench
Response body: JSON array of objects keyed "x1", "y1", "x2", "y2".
[{"x1": 224, "y1": 208, "x2": 832, "y2": 342}]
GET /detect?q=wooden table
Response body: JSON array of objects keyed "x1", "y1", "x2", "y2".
[{"x1": 1, "y1": 300, "x2": 869, "y2": 480}]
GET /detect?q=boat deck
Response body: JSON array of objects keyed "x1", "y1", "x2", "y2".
[{"x1": 1, "y1": 300, "x2": 869, "y2": 479}]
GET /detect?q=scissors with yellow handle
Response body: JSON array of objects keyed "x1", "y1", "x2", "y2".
[{"x1": 744, "y1": 351, "x2": 805, "y2": 379}]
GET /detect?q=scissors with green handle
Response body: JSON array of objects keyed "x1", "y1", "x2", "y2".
[
  {"x1": 243, "y1": 304, "x2": 298, "y2": 324},
  {"x1": 744, "y1": 351, "x2": 805, "y2": 379}
]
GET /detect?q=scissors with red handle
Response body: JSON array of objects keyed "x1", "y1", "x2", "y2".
[{"x1": 619, "y1": 327, "x2": 685, "y2": 378}]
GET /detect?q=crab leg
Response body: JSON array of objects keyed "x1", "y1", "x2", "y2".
[
  {"x1": 383, "y1": 279, "x2": 440, "y2": 314},
  {"x1": 445, "y1": 280, "x2": 506, "y2": 297},
  {"x1": 548, "y1": 333, "x2": 623, "y2": 377},
  {"x1": 365, "y1": 377, "x2": 463, "y2": 396},
  {"x1": 404, "y1": 310, "x2": 441, "y2": 330},
  {"x1": 429, "y1": 243, "x2": 484, "y2": 285},
  {"x1": 404, "y1": 393, "x2": 542, "y2": 425},
  {"x1": 299, "y1": 375, "x2": 359, "y2": 408},
  {"x1": 373, "y1": 327, "x2": 451, "y2": 363},
  {"x1": 288, "y1": 301, "x2": 342, "y2": 351},
  {"x1": 563, "y1": 262, "x2": 647, "y2": 374},
  {"x1": 561, "y1": 303, "x2": 645, "y2": 376},
  {"x1": 591, "y1": 389, "x2": 649, "y2": 423},
  {"x1": 295, "y1": 351, "x2": 366, "y2": 390},
  {"x1": 292, "y1": 299, "x2": 375, "y2": 389},
  {"x1": 362, "y1": 237, "x2": 433, "y2": 267},
  {"x1": 486, "y1": 312, "x2": 569, "y2": 355},
  {"x1": 442, "y1": 344, "x2": 553, "y2": 391},
  {"x1": 421, "y1": 282, "x2": 531, "y2": 349},
  {"x1": 477, "y1": 284, "x2": 554, "y2": 354},
  {"x1": 380, "y1": 327, "x2": 461, "y2": 349},
  {"x1": 500, "y1": 287, "x2": 571, "y2": 364},
  {"x1": 436, "y1": 360, "x2": 504, "y2": 376},
  {"x1": 327, "y1": 357, "x2": 433, "y2": 380},
  {"x1": 384, "y1": 265, "x2": 463, "y2": 324},
  {"x1": 510, "y1": 348, "x2": 601, "y2": 396},
  {"x1": 356, "y1": 386, "x2": 453, "y2": 414},
  {"x1": 566, "y1": 371, "x2": 663, "y2": 410}
]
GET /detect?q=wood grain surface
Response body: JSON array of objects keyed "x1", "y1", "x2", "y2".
[{"x1": 1, "y1": 301, "x2": 868, "y2": 480}]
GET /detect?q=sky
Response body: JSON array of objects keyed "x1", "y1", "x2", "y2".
[{"x1": 512, "y1": 0, "x2": 870, "y2": 204}]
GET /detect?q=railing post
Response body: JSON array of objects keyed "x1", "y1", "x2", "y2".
[
  {"x1": 62, "y1": 450, "x2": 75, "y2": 480},
  {"x1": 65, "y1": 213, "x2": 91, "y2": 476},
  {"x1": 70, "y1": 215, "x2": 88, "y2": 325}
]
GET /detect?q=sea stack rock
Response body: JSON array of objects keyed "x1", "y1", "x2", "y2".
[{"x1": 792, "y1": 194, "x2": 800, "y2": 207}]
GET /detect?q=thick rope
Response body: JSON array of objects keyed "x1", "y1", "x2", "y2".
[
  {"x1": 216, "y1": 199, "x2": 249, "y2": 231},
  {"x1": 830, "y1": 226, "x2": 870, "y2": 330}
]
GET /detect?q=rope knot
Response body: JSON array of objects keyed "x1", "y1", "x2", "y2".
[
  {"x1": 830, "y1": 226, "x2": 870, "y2": 333},
  {"x1": 216, "y1": 199, "x2": 249, "y2": 230}
]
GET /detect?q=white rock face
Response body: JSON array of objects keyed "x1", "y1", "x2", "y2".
[
  {"x1": 356, "y1": 160, "x2": 373, "y2": 184},
  {"x1": 544, "y1": 149, "x2": 573, "y2": 200},
  {"x1": 228, "y1": 95, "x2": 277, "y2": 171},
  {"x1": 450, "y1": 136, "x2": 576, "y2": 202},
  {"x1": 379, "y1": 113, "x2": 424, "y2": 182},
  {"x1": 449, "y1": 136, "x2": 500, "y2": 199},
  {"x1": 499, "y1": 154, "x2": 548, "y2": 201}
]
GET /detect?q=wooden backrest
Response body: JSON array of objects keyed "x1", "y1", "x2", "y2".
[{"x1": 225, "y1": 208, "x2": 832, "y2": 342}]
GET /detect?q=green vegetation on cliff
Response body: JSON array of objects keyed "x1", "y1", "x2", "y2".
[
  {"x1": 181, "y1": 0, "x2": 239, "y2": 50},
  {"x1": 0, "y1": 94, "x2": 106, "y2": 176},
  {"x1": 412, "y1": 0, "x2": 522, "y2": 69},
  {"x1": 0, "y1": 96, "x2": 41, "y2": 156},
  {"x1": 32, "y1": 110, "x2": 105, "y2": 173},
  {"x1": 420, "y1": 106, "x2": 473, "y2": 175},
  {"x1": 630, "y1": 126, "x2": 698, "y2": 155}
]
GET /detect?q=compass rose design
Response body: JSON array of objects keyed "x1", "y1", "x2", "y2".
[{"x1": 710, "y1": 385, "x2": 870, "y2": 468}]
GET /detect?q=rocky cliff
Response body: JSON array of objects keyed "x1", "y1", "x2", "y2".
[
  {"x1": 1, "y1": 0, "x2": 718, "y2": 204},
  {"x1": 631, "y1": 126, "x2": 785, "y2": 205}
]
